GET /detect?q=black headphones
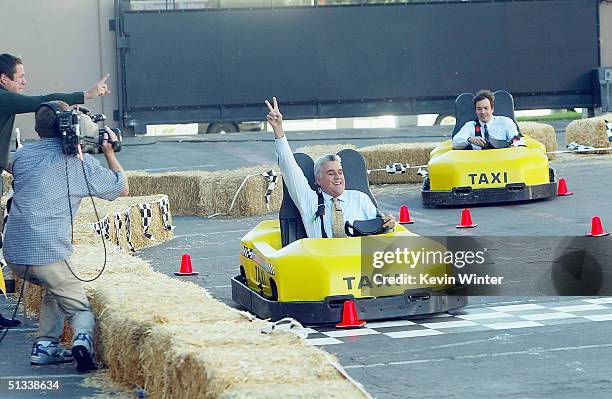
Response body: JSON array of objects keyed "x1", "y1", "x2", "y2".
[{"x1": 36, "y1": 101, "x2": 65, "y2": 133}]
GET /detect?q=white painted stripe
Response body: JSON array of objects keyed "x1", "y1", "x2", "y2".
[
  {"x1": 518, "y1": 312, "x2": 577, "y2": 321},
  {"x1": 0, "y1": 374, "x2": 83, "y2": 380},
  {"x1": 484, "y1": 321, "x2": 544, "y2": 330},
  {"x1": 420, "y1": 320, "x2": 479, "y2": 329},
  {"x1": 489, "y1": 304, "x2": 545, "y2": 312},
  {"x1": 365, "y1": 320, "x2": 416, "y2": 328},
  {"x1": 294, "y1": 327, "x2": 318, "y2": 335},
  {"x1": 323, "y1": 328, "x2": 380, "y2": 338},
  {"x1": 385, "y1": 329, "x2": 445, "y2": 339},
  {"x1": 305, "y1": 337, "x2": 343, "y2": 346},
  {"x1": 343, "y1": 343, "x2": 612, "y2": 369},
  {"x1": 582, "y1": 314, "x2": 612, "y2": 322},
  {"x1": 583, "y1": 298, "x2": 612, "y2": 304},
  {"x1": 551, "y1": 304, "x2": 608, "y2": 312},
  {"x1": 456, "y1": 312, "x2": 513, "y2": 321}
]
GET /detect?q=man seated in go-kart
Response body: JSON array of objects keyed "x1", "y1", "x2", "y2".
[
  {"x1": 265, "y1": 96, "x2": 396, "y2": 238},
  {"x1": 452, "y1": 89, "x2": 525, "y2": 150}
]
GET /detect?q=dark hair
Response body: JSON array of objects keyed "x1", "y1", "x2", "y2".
[
  {"x1": 0, "y1": 53, "x2": 22, "y2": 80},
  {"x1": 473, "y1": 89, "x2": 495, "y2": 108},
  {"x1": 35, "y1": 101, "x2": 70, "y2": 139}
]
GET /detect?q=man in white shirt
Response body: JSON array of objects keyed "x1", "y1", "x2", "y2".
[
  {"x1": 265, "y1": 97, "x2": 396, "y2": 238},
  {"x1": 452, "y1": 90, "x2": 524, "y2": 150}
]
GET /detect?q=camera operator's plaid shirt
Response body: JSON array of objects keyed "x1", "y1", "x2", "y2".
[{"x1": 3, "y1": 138, "x2": 126, "y2": 265}]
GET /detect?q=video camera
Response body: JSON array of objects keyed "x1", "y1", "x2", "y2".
[{"x1": 42, "y1": 103, "x2": 122, "y2": 156}]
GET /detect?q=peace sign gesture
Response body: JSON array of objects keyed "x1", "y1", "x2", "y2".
[{"x1": 265, "y1": 96, "x2": 284, "y2": 138}]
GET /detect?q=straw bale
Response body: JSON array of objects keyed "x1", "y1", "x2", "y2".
[
  {"x1": 296, "y1": 143, "x2": 356, "y2": 160},
  {"x1": 90, "y1": 272, "x2": 248, "y2": 387},
  {"x1": 518, "y1": 121, "x2": 557, "y2": 159},
  {"x1": 1, "y1": 171, "x2": 11, "y2": 198},
  {"x1": 218, "y1": 381, "x2": 367, "y2": 399},
  {"x1": 141, "y1": 322, "x2": 363, "y2": 399},
  {"x1": 73, "y1": 194, "x2": 174, "y2": 253},
  {"x1": 566, "y1": 114, "x2": 612, "y2": 151},
  {"x1": 358, "y1": 142, "x2": 440, "y2": 184},
  {"x1": 128, "y1": 166, "x2": 283, "y2": 217}
]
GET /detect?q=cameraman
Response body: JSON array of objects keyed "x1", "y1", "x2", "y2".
[{"x1": 3, "y1": 101, "x2": 128, "y2": 372}]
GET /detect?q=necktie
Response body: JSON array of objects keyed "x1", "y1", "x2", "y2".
[
  {"x1": 331, "y1": 198, "x2": 346, "y2": 238},
  {"x1": 484, "y1": 124, "x2": 490, "y2": 140}
]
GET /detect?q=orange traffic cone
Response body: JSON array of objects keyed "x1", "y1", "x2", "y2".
[
  {"x1": 585, "y1": 216, "x2": 609, "y2": 237},
  {"x1": 336, "y1": 300, "x2": 366, "y2": 328},
  {"x1": 456, "y1": 208, "x2": 477, "y2": 228},
  {"x1": 174, "y1": 253, "x2": 199, "y2": 276},
  {"x1": 557, "y1": 178, "x2": 573, "y2": 196},
  {"x1": 399, "y1": 205, "x2": 414, "y2": 224}
]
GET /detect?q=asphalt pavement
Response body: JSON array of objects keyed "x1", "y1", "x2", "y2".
[{"x1": 3, "y1": 120, "x2": 612, "y2": 399}]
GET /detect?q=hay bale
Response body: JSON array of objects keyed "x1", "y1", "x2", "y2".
[
  {"x1": 128, "y1": 166, "x2": 283, "y2": 217},
  {"x1": 218, "y1": 381, "x2": 367, "y2": 399},
  {"x1": 141, "y1": 322, "x2": 366, "y2": 398},
  {"x1": 566, "y1": 114, "x2": 612, "y2": 150},
  {"x1": 358, "y1": 142, "x2": 440, "y2": 184},
  {"x1": 4, "y1": 194, "x2": 173, "y2": 255},
  {"x1": 73, "y1": 194, "x2": 174, "y2": 253},
  {"x1": 1, "y1": 171, "x2": 11, "y2": 197},
  {"x1": 518, "y1": 121, "x2": 557, "y2": 160}
]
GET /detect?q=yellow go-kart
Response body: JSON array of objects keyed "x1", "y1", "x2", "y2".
[
  {"x1": 231, "y1": 149, "x2": 467, "y2": 325},
  {"x1": 422, "y1": 91, "x2": 557, "y2": 207}
]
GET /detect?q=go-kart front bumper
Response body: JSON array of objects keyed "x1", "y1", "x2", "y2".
[
  {"x1": 231, "y1": 275, "x2": 467, "y2": 326},
  {"x1": 422, "y1": 182, "x2": 557, "y2": 207}
]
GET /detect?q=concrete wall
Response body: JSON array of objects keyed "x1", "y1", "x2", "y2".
[
  {"x1": 601, "y1": 1, "x2": 612, "y2": 66},
  {"x1": 1, "y1": 0, "x2": 118, "y2": 140}
]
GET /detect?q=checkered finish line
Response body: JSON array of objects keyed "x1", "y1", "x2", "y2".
[
  {"x1": 606, "y1": 119, "x2": 612, "y2": 142},
  {"x1": 302, "y1": 298, "x2": 612, "y2": 346}
]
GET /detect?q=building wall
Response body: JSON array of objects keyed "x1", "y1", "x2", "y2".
[{"x1": 1, "y1": 0, "x2": 117, "y2": 140}]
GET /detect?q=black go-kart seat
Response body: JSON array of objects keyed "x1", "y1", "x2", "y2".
[
  {"x1": 279, "y1": 149, "x2": 378, "y2": 247},
  {"x1": 451, "y1": 90, "x2": 519, "y2": 138}
]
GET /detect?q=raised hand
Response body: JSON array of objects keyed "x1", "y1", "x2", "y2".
[
  {"x1": 265, "y1": 96, "x2": 284, "y2": 138},
  {"x1": 85, "y1": 74, "x2": 111, "y2": 100}
]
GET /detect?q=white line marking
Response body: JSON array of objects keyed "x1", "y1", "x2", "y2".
[
  {"x1": 323, "y1": 328, "x2": 380, "y2": 338},
  {"x1": 484, "y1": 321, "x2": 544, "y2": 330},
  {"x1": 384, "y1": 330, "x2": 445, "y2": 339},
  {"x1": 420, "y1": 320, "x2": 479, "y2": 329},
  {"x1": 584, "y1": 298, "x2": 612, "y2": 304},
  {"x1": 343, "y1": 343, "x2": 612, "y2": 369},
  {"x1": 489, "y1": 304, "x2": 546, "y2": 312},
  {"x1": 518, "y1": 312, "x2": 578, "y2": 321},
  {"x1": 456, "y1": 312, "x2": 513, "y2": 321},
  {"x1": 551, "y1": 304, "x2": 608, "y2": 312},
  {"x1": 305, "y1": 337, "x2": 343, "y2": 346},
  {"x1": 365, "y1": 320, "x2": 416, "y2": 328},
  {"x1": 582, "y1": 314, "x2": 612, "y2": 322}
]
